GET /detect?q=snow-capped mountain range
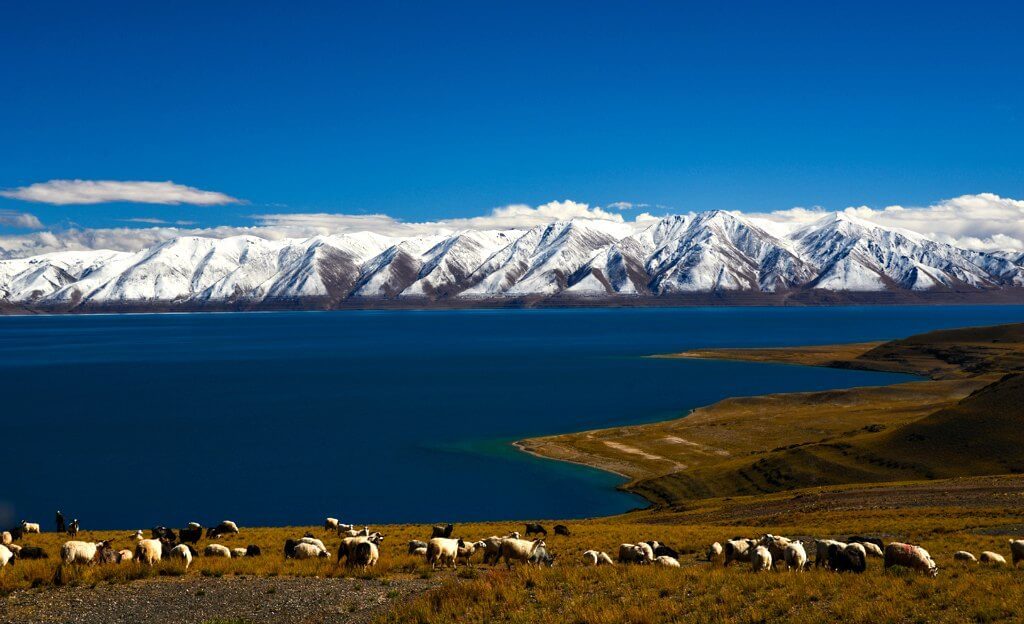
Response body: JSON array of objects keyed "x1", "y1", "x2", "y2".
[{"x1": 3, "y1": 211, "x2": 1024, "y2": 311}]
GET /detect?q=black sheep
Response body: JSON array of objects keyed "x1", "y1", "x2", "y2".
[{"x1": 828, "y1": 544, "x2": 867, "y2": 573}]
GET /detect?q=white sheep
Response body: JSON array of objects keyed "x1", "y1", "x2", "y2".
[
  {"x1": 204, "y1": 544, "x2": 233, "y2": 558},
  {"x1": 21, "y1": 521, "x2": 41, "y2": 534},
  {"x1": 232, "y1": 547, "x2": 248, "y2": 558},
  {"x1": 499, "y1": 538, "x2": 545, "y2": 569},
  {"x1": 1, "y1": 531, "x2": 11, "y2": 546},
  {"x1": 783, "y1": 541, "x2": 807, "y2": 571},
  {"x1": 953, "y1": 550, "x2": 977, "y2": 564},
  {"x1": 457, "y1": 540, "x2": 485, "y2": 565},
  {"x1": 291, "y1": 542, "x2": 329, "y2": 559},
  {"x1": 655, "y1": 555, "x2": 680, "y2": 567},
  {"x1": 1009, "y1": 540, "x2": 1024, "y2": 566},
  {"x1": 61, "y1": 540, "x2": 101, "y2": 564},
  {"x1": 169, "y1": 544, "x2": 193, "y2": 570},
  {"x1": 980, "y1": 551, "x2": 1007, "y2": 565},
  {"x1": 0, "y1": 544, "x2": 14, "y2": 567},
  {"x1": 706, "y1": 542, "x2": 723, "y2": 562},
  {"x1": 325, "y1": 517, "x2": 340, "y2": 531},
  {"x1": 352, "y1": 540, "x2": 379, "y2": 567},
  {"x1": 135, "y1": 538, "x2": 163, "y2": 566},
  {"x1": 411, "y1": 546, "x2": 427, "y2": 557},
  {"x1": 426, "y1": 537, "x2": 460, "y2": 569},
  {"x1": 582, "y1": 550, "x2": 614, "y2": 566},
  {"x1": 751, "y1": 545, "x2": 772, "y2": 572},
  {"x1": 298, "y1": 537, "x2": 328, "y2": 552},
  {"x1": 118, "y1": 549, "x2": 134, "y2": 562},
  {"x1": 618, "y1": 542, "x2": 654, "y2": 564}
]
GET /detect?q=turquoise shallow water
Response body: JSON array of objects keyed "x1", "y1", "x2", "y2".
[{"x1": 0, "y1": 305, "x2": 1021, "y2": 529}]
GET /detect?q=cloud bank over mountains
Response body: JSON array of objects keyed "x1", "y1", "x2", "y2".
[{"x1": 0, "y1": 180, "x2": 1022, "y2": 258}]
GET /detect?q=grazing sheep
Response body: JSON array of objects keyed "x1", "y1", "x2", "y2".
[
  {"x1": 412, "y1": 546, "x2": 427, "y2": 556},
  {"x1": 61, "y1": 540, "x2": 105, "y2": 564},
  {"x1": 135, "y1": 538, "x2": 163, "y2": 566},
  {"x1": 759, "y1": 534, "x2": 791, "y2": 568},
  {"x1": 751, "y1": 545, "x2": 772, "y2": 572},
  {"x1": 814, "y1": 540, "x2": 847, "y2": 569},
  {"x1": 953, "y1": 551, "x2": 977, "y2": 564},
  {"x1": 846, "y1": 542, "x2": 868, "y2": 561},
  {"x1": 528, "y1": 543, "x2": 556, "y2": 567},
  {"x1": 524, "y1": 523, "x2": 547, "y2": 537},
  {"x1": 583, "y1": 550, "x2": 614, "y2": 566},
  {"x1": 618, "y1": 543, "x2": 654, "y2": 564},
  {"x1": 1, "y1": 532, "x2": 10, "y2": 546},
  {"x1": 408, "y1": 540, "x2": 428, "y2": 554},
  {"x1": 325, "y1": 518, "x2": 340, "y2": 532},
  {"x1": 207, "y1": 521, "x2": 239, "y2": 539},
  {"x1": 645, "y1": 541, "x2": 680, "y2": 559},
  {"x1": 179, "y1": 524, "x2": 203, "y2": 544},
  {"x1": 655, "y1": 555, "x2": 680, "y2": 568},
  {"x1": 707, "y1": 542, "x2": 724, "y2": 562},
  {"x1": 232, "y1": 548, "x2": 248, "y2": 558},
  {"x1": 295, "y1": 542, "x2": 330, "y2": 559},
  {"x1": 723, "y1": 539, "x2": 756, "y2": 566},
  {"x1": 352, "y1": 540, "x2": 380, "y2": 567},
  {"x1": 884, "y1": 542, "x2": 938, "y2": 577},
  {"x1": 828, "y1": 543, "x2": 867, "y2": 573},
  {"x1": 431, "y1": 524, "x2": 454, "y2": 539},
  {"x1": 846, "y1": 536, "x2": 884, "y2": 550},
  {"x1": 336, "y1": 523, "x2": 354, "y2": 535},
  {"x1": 298, "y1": 537, "x2": 328, "y2": 552},
  {"x1": 169, "y1": 544, "x2": 193, "y2": 570},
  {"x1": 245, "y1": 545, "x2": 261, "y2": 557},
  {"x1": 858, "y1": 542, "x2": 884, "y2": 558},
  {"x1": 1009, "y1": 540, "x2": 1024, "y2": 566},
  {"x1": 554, "y1": 525, "x2": 570, "y2": 536},
  {"x1": 21, "y1": 521, "x2": 40, "y2": 534},
  {"x1": 204, "y1": 544, "x2": 233, "y2": 558},
  {"x1": 0, "y1": 545, "x2": 14, "y2": 567},
  {"x1": 980, "y1": 551, "x2": 1007, "y2": 565},
  {"x1": 499, "y1": 538, "x2": 546, "y2": 569},
  {"x1": 784, "y1": 541, "x2": 808, "y2": 571},
  {"x1": 426, "y1": 537, "x2": 461, "y2": 569},
  {"x1": 117, "y1": 549, "x2": 134, "y2": 562},
  {"x1": 151, "y1": 526, "x2": 176, "y2": 541},
  {"x1": 337, "y1": 534, "x2": 383, "y2": 564},
  {"x1": 19, "y1": 546, "x2": 48, "y2": 560}
]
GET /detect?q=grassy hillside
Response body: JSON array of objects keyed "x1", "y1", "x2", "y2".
[{"x1": 521, "y1": 323, "x2": 1024, "y2": 505}]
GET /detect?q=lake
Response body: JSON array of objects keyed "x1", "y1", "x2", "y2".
[{"x1": 1, "y1": 305, "x2": 1021, "y2": 530}]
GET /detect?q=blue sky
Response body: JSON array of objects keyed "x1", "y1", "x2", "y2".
[{"x1": 0, "y1": 1, "x2": 1022, "y2": 249}]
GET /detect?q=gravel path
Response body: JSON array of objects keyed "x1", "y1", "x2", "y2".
[{"x1": 0, "y1": 575, "x2": 437, "y2": 624}]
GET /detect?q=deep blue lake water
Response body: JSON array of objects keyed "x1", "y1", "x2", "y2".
[{"x1": 1, "y1": 305, "x2": 1022, "y2": 530}]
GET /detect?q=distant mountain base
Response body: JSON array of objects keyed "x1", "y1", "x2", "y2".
[{"x1": 5, "y1": 288, "x2": 1024, "y2": 315}]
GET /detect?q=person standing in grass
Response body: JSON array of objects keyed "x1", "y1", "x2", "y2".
[{"x1": 55, "y1": 510, "x2": 65, "y2": 534}]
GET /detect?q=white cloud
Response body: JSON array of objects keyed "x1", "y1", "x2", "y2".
[
  {"x1": 0, "y1": 180, "x2": 243, "y2": 205},
  {"x1": 2, "y1": 193, "x2": 1024, "y2": 259},
  {"x1": 0, "y1": 210, "x2": 43, "y2": 229},
  {"x1": 741, "y1": 193, "x2": 1024, "y2": 251}
]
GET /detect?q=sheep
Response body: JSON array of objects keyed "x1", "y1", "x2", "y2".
[
  {"x1": 814, "y1": 540, "x2": 847, "y2": 569},
  {"x1": 61, "y1": 540, "x2": 107, "y2": 564},
  {"x1": 0, "y1": 545, "x2": 14, "y2": 567},
  {"x1": 179, "y1": 524, "x2": 203, "y2": 544},
  {"x1": 352, "y1": 540, "x2": 379, "y2": 567},
  {"x1": 751, "y1": 545, "x2": 772, "y2": 572},
  {"x1": 859, "y1": 542, "x2": 884, "y2": 558},
  {"x1": 1, "y1": 531, "x2": 11, "y2": 546},
  {"x1": 582, "y1": 550, "x2": 614, "y2": 566},
  {"x1": 884, "y1": 542, "x2": 938, "y2": 577},
  {"x1": 207, "y1": 521, "x2": 239, "y2": 539},
  {"x1": 618, "y1": 543, "x2": 654, "y2": 564},
  {"x1": 655, "y1": 555, "x2": 680, "y2": 568},
  {"x1": 953, "y1": 551, "x2": 977, "y2": 564},
  {"x1": 554, "y1": 525, "x2": 570, "y2": 536},
  {"x1": 298, "y1": 537, "x2": 328, "y2": 552},
  {"x1": 19, "y1": 546, "x2": 48, "y2": 560},
  {"x1": 336, "y1": 523, "x2": 354, "y2": 535},
  {"x1": 758, "y1": 534, "x2": 791, "y2": 568},
  {"x1": 6, "y1": 544, "x2": 20, "y2": 556},
  {"x1": 524, "y1": 523, "x2": 547, "y2": 537},
  {"x1": 295, "y1": 542, "x2": 330, "y2": 559},
  {"x1": 828, "y1": 543, "x2": 867, "y2": 573},
  {"x1": 411, "y1": 546, "x2": 427, "y2": 557},
  {"x1": 457, "y1": 540, "x2": 486, "y2": 566},
  {"x1": 431, "y1": 524, "x2": 454, "y2": 539},
  {"x1": 169, "y1": 544, "x2": 193, "y2": 570},
  {"x1": 426, "y1": 537, "x2": 460, "y2": 569},
  {"x1": 499, "y1": 538, "x2": 546, "y2": 569},
  {"x1": 342, "y1": 526, "x2": 370, "y2": 538},
  {"x1": 151, "y1": 526, "x2": 176, "y2": 541},
  {"x1": 784, "y1": 541, "x2": 808, "y2": 571},
  {"x1": 204, "y1": 544, "x2": 233, "y2": 558},
  {"x1": 232, "y1": 548, "x2": 248, "y2": 558},
  {"x1": 707, "y1": 542, "x2": 724, "y2": 562},
  {"x1": 408, "y1": 540, "x2": 428, "y2": 554},
  {"x1": 846, "y1": 535, "x2": 884, "y2": 550},
  {"x1": 723, "y1": 539, "x2": 756, "y2": 566},
  {"x1": 117, "y1": 549, "x2": 134, "y2": 562},
  {"x1": 20, "y1": 521, "x2": 40, "y2": 534},
  {"x1": 1009, "y1": 540, "x2": 1024, "y2": 566},
  {"x1": 980, "y1": 551, "x2": 1007, "y2": 565},
  {"x1": 645, "y1": 541, "x2": 680, "y2": 559},
  {"x1": 480, "y1": 536, "x2": 505, "y2": 565},
  {"x1": 325, "y1": 517, "x2": 340, "y2": 532},
  {"x1": 337, "y1": 534, "x2": 382, "y2": 564},
  {"x1": 245, "y1": 545, "x2": 261, "y2": 557},
  {"x1": 528, "y1": 543, "x2": 556, "y2": 567},
  {"x1": 135, "y1": 538, "x2": 163, "y2": 566}
]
